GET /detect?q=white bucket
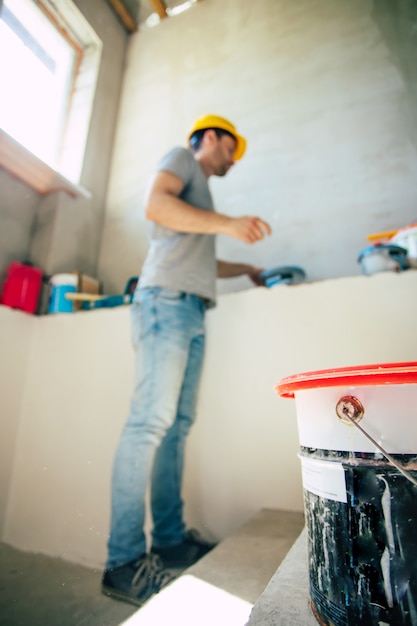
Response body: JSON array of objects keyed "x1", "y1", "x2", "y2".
[
  {"x1": 391, "y1": 225, "x2": 417, "y2": 268},
  {"x1": 276, "y1": 362, "x2": 417, "y2": 626}
]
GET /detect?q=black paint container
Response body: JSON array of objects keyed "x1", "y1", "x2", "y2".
[{"x1": 276, "y1": 363, "x2": 417, "y2": 626}]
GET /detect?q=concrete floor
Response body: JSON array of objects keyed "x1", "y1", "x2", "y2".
[
  {"x1": 0, "y1": 509, "x2": 304, "y2": 626},
  {"x1": 0, "y1": 542, "x2": 135, "y2": 626}
]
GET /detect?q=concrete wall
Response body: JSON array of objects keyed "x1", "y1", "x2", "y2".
[
  {"x1": 1, "y1": 271, "x2": 416, "y2": 568},
  {"x1": 374, "y1": 0, "x2": 417, "y2": 147},
  {"x1": 0, "y1": 169, "x2": 41, "y2": 275},
  {"x1": 0, "y1": 0, "x2": 128, "y2": 293},
  {"x1": 1, "y1": 0, "x2": 416, "y2": 299},
  {"x1": 100, "y1": 0, "x2": 417, "y2": 296}
]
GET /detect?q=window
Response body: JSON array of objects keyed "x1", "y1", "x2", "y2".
[{"x1": 0, "y1": 0, "x2": 102, "y2": 194}]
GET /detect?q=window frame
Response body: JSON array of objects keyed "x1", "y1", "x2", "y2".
[{"x1": 0, "y1": 0, "x2": 102, "y2": 198}]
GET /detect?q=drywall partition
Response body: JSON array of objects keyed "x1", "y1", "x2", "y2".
[
  {"x1": 1, "y1": 305, "x2": 134, "y2": 565},
  {"x1": 100, "y1": 0, "x2": 417, "y2": 295},
  {"x1": 0, "y1": 306, "x2": 34, "y2": 538},
  {"x1": 2, "y1": 272, "x2": 417, "y2": 568}
]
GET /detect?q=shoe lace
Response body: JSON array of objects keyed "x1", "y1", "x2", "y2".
[{"x1": 131, "y1": 554, "x2": 173, "y2": 593}]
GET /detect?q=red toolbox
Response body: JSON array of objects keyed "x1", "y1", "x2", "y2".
[{"x1": 0, "y1": 262, "x2": 43, "y2": 314}]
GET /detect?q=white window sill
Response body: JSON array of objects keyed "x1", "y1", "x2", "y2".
[{"x1": 0, "y1": 129, "x2": 91, "y2": 199}]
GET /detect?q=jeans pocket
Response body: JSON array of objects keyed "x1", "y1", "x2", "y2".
[{"x1": 158, "y1": 288, "x2": 184, "y2": 303}]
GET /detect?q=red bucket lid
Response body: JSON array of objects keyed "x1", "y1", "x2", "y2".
[{"x1": 275, "y1": 361, "x2": 417, "y2": 398}]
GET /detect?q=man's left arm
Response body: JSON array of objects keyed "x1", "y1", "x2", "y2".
[{"x1": 216, "y1": 260, "x2": 264, "y2": 286}]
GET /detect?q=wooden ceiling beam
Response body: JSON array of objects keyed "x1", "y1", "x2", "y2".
[
  {"x1": 148, "y1": 0, "x2": 168, "y2": 19},
  {"x1": 106, "y1": 0, "x2": 138, "y2": 33}
]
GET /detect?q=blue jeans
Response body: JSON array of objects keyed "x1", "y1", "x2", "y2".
[{"x1": 106, "y1": 287, "x2": 206, "y2": 569}]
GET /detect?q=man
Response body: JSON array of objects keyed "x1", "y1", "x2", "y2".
[{"x1": 102, "y1": 114, "x2": 271, "y2": 606}]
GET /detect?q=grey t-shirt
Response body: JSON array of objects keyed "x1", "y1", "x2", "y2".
[{"x1": 138, "y1": 147, "x2": 217, "y2": 306}]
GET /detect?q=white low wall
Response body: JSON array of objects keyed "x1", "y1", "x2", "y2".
[
  {"x1": 0, "y1": 307, "x2": 34, "y2": 538},
  {"x1": 1, "y1": 272, "x2": 416, "y2": 568}
]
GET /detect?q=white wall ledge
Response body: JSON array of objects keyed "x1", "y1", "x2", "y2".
[{"x1": 0, "y1": 130, "x2": 91, "y2": 199}]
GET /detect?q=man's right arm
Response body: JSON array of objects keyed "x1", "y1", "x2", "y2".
[{"x1": 145, "y1": 171, "x2": 271, "y2": 244}]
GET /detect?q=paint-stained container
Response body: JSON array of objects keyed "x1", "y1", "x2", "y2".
[{"x1": 275, "y1": 363, "x2": 417, "y2": 626}]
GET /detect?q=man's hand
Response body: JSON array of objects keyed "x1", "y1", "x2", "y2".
[
  {"x1": 224, "y1": 216, "x2": 272, "y2": 244},
  {"x1": 217, "y1": 261, "x2": 266, "y2": 286},
  {"x1": 247, "y1": 266, "x2": 265, "y2": 286}
]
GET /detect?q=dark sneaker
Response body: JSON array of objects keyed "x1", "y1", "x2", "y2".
[
  {"x1": 151, "y1": 528, "x2": 217, "y2": 569},
  {"x1": 102, "y1": 553, "x2": 174, "y2": 607}
]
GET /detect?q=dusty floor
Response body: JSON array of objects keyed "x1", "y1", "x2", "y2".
[
  {"x1": 0, "y1": 509, "x2": 304, "y2": 626},
  {"x1": 0, "y1": 542, "x2": 135, "y2": 626}
]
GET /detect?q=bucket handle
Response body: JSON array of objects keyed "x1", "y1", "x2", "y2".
[{"x1": 336, "y1": 395, "x2": 417, "y2": 488}]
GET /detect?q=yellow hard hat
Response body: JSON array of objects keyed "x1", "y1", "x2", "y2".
[{"x1": 187, "y1": 114, "x2": 247, "y2": 160}]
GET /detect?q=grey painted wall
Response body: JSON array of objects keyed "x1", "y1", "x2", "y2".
[
  {"x1": 0, "y1": 169, "x2": 40, "y2": 271},
  {"x1": 373, "y1": 0, "x2": 417, "y2": 148},
  {"x1": 100, "y1": 0, "x2": 417, "y2": 295}
]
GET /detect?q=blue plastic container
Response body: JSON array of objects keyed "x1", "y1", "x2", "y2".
[
  {"x1": 48, "y1": 274, "x2": 77, "y2": 313},
  {"x1": 260, "y1": 265, "x2": 306, "y2": 287},
  {"x1": 357, "y1": 244, "x2": 408, "y2": 275}
]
